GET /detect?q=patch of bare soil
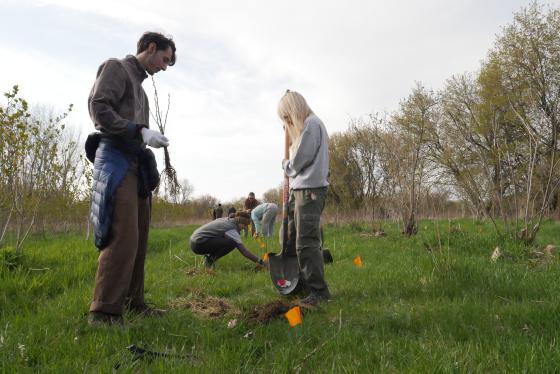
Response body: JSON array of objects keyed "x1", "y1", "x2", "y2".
[{"x1": 246, "y1": 300, "x2": 294, "y2": 325}]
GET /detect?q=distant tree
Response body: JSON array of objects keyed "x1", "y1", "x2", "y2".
[
  {"x1": 328, "y1": 115, "x2": 387, "y2": 217},
  {"x1": 386, "y1": 83, "x2": 436, "y2": 236},
  {"x1": 175, "y1": 178, "x2": 194, "y2": 204},
  {"x1": 263, "y1": 184, "x2": 282, "y2": 205},
  {"x1": 487, "y1": 2, "x2": 560, "y2": 242},
  {"x1": 328, "y1": 131, "x2": 363, "y2": 209},
  {"x1": 191, "y1": 194, "x2": 219, "y2": 218},
  {"x1": 428, "y1": 72, "x2": 517, "y2": 224},
  {"x1": 0, "y1": 86, "x2": 73, "y2": 253}
]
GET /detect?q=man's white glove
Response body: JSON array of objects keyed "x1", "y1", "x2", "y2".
[{"x1": 141, "y1": 127, "x2": 169, "y2": 148}]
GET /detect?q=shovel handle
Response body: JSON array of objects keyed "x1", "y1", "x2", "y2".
[
  {"x1": 282, "y1": 126, "x2": 290, "y2": 252},
  {"x1": 284, "y1": 126, "x2": 290, "y2": 160}
]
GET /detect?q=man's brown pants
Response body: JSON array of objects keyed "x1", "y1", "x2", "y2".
[{"x1": 89, "y1": 168, "x2": 150, "y2": 315}]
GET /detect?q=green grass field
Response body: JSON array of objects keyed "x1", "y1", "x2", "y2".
[{"x1": 2, "y1": 219, "x2": 560, "y2": 372}]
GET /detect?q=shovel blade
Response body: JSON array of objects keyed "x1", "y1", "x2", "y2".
[{"x1": 268, "y1": 253, "x2": 301, "y2": 295}]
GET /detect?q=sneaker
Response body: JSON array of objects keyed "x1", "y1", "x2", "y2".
[
  {"x1": 128, "y1": 303, "x2": 167, "y2": 317},
  {"x1": 299, "y1": 291, "x2": 331, "y2": 307},
  {"x1": 88, "y1": 311, "x2": 124, "y2": 327},
  {"x1": 204, "y1": 255, "x2": 215, "y2": 268}
]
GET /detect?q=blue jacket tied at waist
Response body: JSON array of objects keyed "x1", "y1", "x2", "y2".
[{"x1": 90, "y1": 142, "x2": 130, "y2": 249}]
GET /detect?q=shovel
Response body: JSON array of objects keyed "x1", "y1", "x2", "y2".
[{"x1": 268, "y1": 124, "x2": 304, "y2": 295}]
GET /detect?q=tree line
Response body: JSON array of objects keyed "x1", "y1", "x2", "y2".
[{"x1": 326, "y1": 2, "x2": 560, "y2": 242}]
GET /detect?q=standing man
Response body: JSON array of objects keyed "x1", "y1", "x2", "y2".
[
  {"x1": 244, "y1": 192, "x2": 260, "y2": 212},
  {"x1": 243, "y1": 192, "x2": 260, "y2": 237},
  {"x1": 213, "y1": 203, "x2": 224, "y2": 220},
  {"x1": 88, "y1": 32, "x2": 176, "y2": 326}
]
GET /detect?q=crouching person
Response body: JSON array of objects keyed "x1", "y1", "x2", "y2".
[{"x1": 190, "y1": 212, "x2": 267, "y2": 268}]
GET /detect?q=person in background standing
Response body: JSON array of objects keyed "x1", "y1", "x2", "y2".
[
  {"x1": 212, "y1": 203, "x2": 223, "y2": 220},
  {"x1": 243, "y1": 192, "x2": 260, "y2": 237}
]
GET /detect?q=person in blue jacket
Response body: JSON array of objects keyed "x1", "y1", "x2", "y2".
[{"x1": 251, "y1": 203, "x2": 279, "y2": 237}]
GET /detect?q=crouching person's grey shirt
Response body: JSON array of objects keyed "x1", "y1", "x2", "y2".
[{"x1": 190, "y1": 218, "x2": 241, "y2": 245}]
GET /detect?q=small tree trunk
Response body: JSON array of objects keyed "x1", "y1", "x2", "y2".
[{"x1": 403, "y1": 212, "x2": 417, "y2": 237}]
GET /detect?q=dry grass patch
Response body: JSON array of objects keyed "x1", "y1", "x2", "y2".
[
  {"x1": 185, "y1": 268, "x2": 216, "y2": 277},
  {"x1": 169, "y1": 288, "x2": 239, "y2": 319}
]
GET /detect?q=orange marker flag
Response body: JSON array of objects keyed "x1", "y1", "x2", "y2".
[
  {"x1": 262, "y1": 252, "x2": 269, "y2": 261},
  {"x1": 285, "y1": 306, "x2": 302, "y2": 327},
  {"x1": 353, "y1": 255, "x2": 363, "y2": 268}
]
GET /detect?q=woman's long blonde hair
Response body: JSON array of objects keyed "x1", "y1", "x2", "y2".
[{"x1": 277, "y1": 90, "x2": 313, "y2": 155}]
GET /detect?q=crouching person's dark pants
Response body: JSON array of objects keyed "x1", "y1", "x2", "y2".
[
  {"x1": 90, "y1": 165, "x2": 150, "y2": 316},
  {"x1": 292, "y1": 187, "x2": 330, "y2": 297},
  {"x1": 190, "y1": 237, "x2": 237, "y2": 261}
]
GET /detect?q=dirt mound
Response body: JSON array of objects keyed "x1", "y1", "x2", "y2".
[{"x1": 247, "y1": 300, "x2": 294, "y2": 325}]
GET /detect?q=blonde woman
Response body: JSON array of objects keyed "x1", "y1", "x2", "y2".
[{"x1": 279, "y1": 90, "x2": 331, "y2": 305}]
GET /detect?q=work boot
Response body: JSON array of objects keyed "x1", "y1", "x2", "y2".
[
  {"x1": 204, "y1": 255, "x2": 215, "y2": 268},
  {"x1": 88, "y1": 311, "x2": 124, "y2": 327},
  {"x1": 299, "y1": 291, "x2": 331, "y2": 307},
  {"x1": 128, "y1": 303, "x2": 167, "y2": 317}
]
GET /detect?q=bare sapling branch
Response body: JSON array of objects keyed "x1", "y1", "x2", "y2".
[{"x1": 150, "y1": 77, "x2": 180, "y2": 198}]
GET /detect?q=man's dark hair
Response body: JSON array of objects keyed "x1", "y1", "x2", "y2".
[{"x1": 137, "y1": 31, "x2": 176, "y2": 66}]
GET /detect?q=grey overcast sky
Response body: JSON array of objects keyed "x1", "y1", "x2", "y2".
[{"x1": 1, "y1": 0, "x2": 558, "y2": 202}]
